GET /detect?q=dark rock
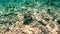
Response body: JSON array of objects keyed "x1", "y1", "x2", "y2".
[
  {"x1": 47, "y1": 9, "x2": 50, "y2": 12},
  {"x1": 57, "y1": 20, "x2": 60, "y2": 24},
  {"x1": 23, "y1": 18, "x2": 33, "y2": 25},
  {"x1": 23, "y1": 13, "x2": 33, "y2": 25},
  {"x1": 24, "y1": 13, "x2": 31, "y2": 19},
  {"x1": 52, "y1": 18, "x2": 55, "y2": 21},
  {"x1": 38, "y1": 21, "x2": 46, "y2": 26},
  {"x1": 44, "y1": 18, "x2": 49, "y2": 21}
]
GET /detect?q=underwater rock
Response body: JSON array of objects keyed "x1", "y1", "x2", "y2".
[
  {"x1": 23, "y1": 13, "x2": 33, "y2": 25},
  {"x1": 57, "y1": 20, "x2": 60, "y2": 24}
]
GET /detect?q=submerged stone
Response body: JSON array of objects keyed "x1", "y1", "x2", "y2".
[
  {"x1": 38, "y1": 21, "x2": 46, "y2": 26},
  {"x1": 57, "y1": 20, "x2": 60, "y2": 24},
  {"x1": 23, "y1": 13, "x2": 33, "y2": 25}
]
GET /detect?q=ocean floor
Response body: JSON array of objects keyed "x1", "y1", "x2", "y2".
[{"x1": 0, "y1": 0, "x2": 60, "y2": 34}]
